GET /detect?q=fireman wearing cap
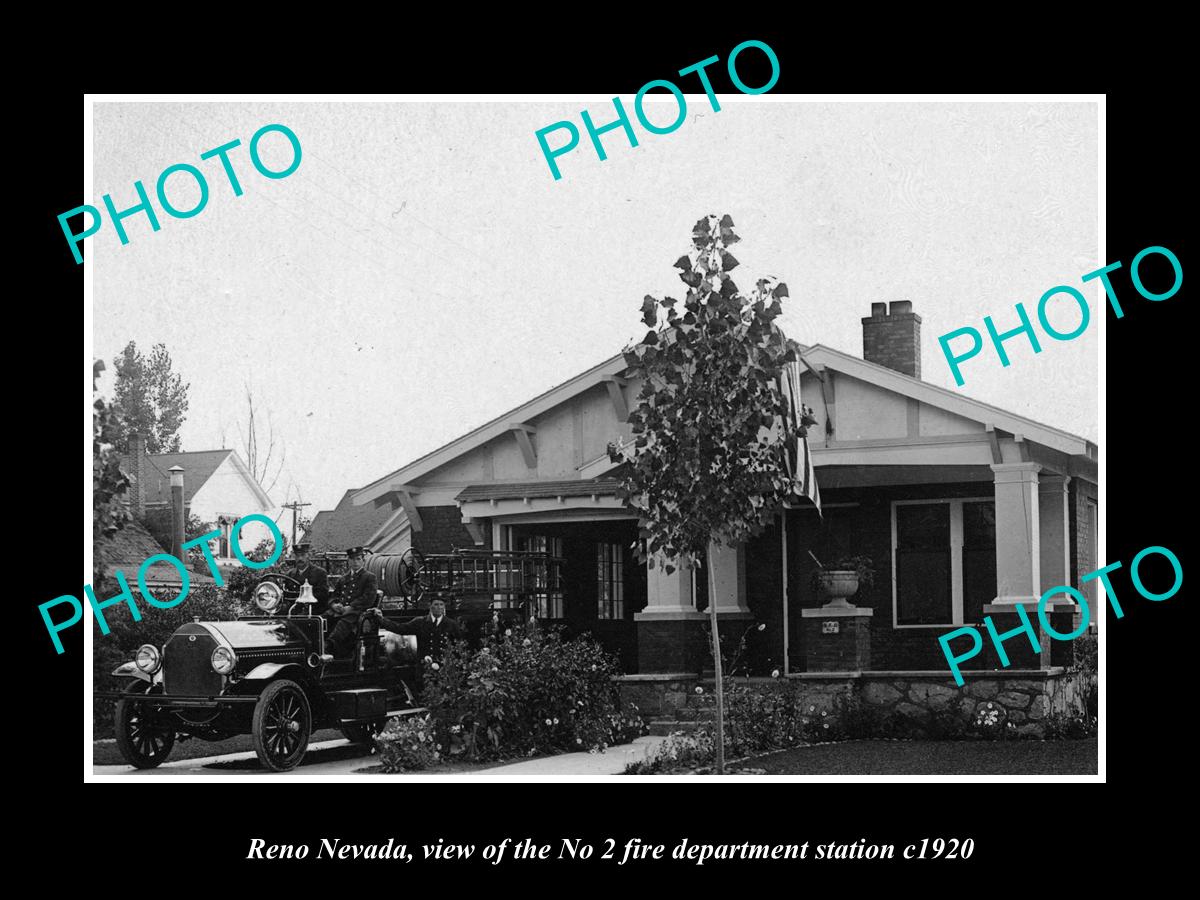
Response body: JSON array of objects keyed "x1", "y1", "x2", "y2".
[
  {"x1": 325, "y1": 546, "x2": 379, "y2": 657},
  {"x1": 289, "y1": 542, "x2": 331, "y2": 614}
]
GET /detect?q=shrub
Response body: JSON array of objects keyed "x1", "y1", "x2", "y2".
[
  {"x1": 421, "y1": 624, "x2": 642, "y2": 761},
  {"x1": 373, "y1": 713, "x2": 441, "y2": 772},
  {"x1": 1071, "y1": 632, "x2": 1099, "y2": 719},
  {"x1": 92, "y1": 583, "x2": 247, "y2": 735},
  {"x1": 1043, "y1": 710, "x2": 1098, "y2": 740},
  {"x1": 625, "y1": 730, "x2": 717, "y2": 775}
]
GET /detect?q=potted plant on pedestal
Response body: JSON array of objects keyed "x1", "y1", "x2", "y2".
[{"x1": 810, "y1": 555, "x2": 875, "y2": 609}]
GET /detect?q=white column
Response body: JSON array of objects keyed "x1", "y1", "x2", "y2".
[
  {"x1": 985, "y1": 462, "x2": 1042, "y2": 610},
  {"x1": 1038, "y1": 474, "x2": 1071, "y2": 591},
  {"x1": 635, "y1": 553, "x2": 705, "y2": 621},
  {"x1": 709, "y1": 541, "x2": 752, "y2": 616}
]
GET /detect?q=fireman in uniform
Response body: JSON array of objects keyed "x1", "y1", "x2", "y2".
[
  {"x1": 289, "y1": 541, "x2": 331, "y2": 614},
  {"x1": 325, "y1": 546, "x2": 379, "y2": 657}
]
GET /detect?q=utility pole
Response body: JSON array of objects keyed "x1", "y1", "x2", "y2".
[{"x1": 282, "y1": 500, "x2": 312, "y2": 548}]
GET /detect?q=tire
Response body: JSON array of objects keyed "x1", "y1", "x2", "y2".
[
  {"x1": 251, "y1": 679, "x2": 312, "y2": 772},
  {"x1": 114, "y1": 680, "x2": 175, "y2": 769},
  {"x1": 340, "y1": 718, "x2": 387, "y2": 745}
]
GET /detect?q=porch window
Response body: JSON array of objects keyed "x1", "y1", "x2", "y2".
[
  {"x1": 596, "y1": 542, "x2": 625, "y2": 619},
  {"x1": 892, "y1": 498, "x2": 995, "y2": 627},
  {"x1": 517, "y1": 535, "x2": 564, "y2": 619}
]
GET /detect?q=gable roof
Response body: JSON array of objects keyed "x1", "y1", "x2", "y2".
[
  {"x1": 351, "y1": 336, "x2": 1097, "y2": 511},
  {"x1": 127, "y1": 449, "x2": 274, "y2": 508},
  {"x1": 305, "y1": 489, "x2": 397, "y2": 553},
  {"x1": 797, "y1": 344, "x2": 1097, "y2": 460},
  {"x1": 94, "y1": 518, "x2": 214, "y2": 586},
  {"x1": 352, "y1": 352, "x2": 627, "y2": 508}
]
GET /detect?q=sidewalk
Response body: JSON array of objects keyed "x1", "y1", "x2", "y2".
[
  {"x1": 478, "y1": 736, "x2": 667, "y2": 775},
  {"x1": 92, "y1": 735, "x2": 668, "y2": 778}
]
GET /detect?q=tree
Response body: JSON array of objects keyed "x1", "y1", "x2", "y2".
[
  {"x1": 232, "y1": 383, "x2": 286, "y2": 496},
  {"x1": 94, "y1": 360, "x2": 132, "y2": 543},
  {"x1": 93, "y1": 360, "x2": 133, "y2": 591},
  {"x1": 112, "y1": 341, "x2": 190, "y2": 453},
  {"x1": 608, "y1": 215, "x2": 802, "y2": 774}
]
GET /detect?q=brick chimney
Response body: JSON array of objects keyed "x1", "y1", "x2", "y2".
[
  {"x1": 128, "y1": 433, "x2": 146, "y2": 515},
  {"x1": 862, "y1": 301, "x2": 922, "y2": 379}
]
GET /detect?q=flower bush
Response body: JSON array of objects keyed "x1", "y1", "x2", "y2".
[
  {"x1": 1043, "y1": 710, "x2": 1098, "y2": 739},
  {"x1": 373, "y1": 713, "x2": 441, "y2": 772},
  {"x1": 418, "y1": 623, "x2": 646, "y2": 761}
]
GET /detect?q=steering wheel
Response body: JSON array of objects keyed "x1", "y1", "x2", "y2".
[{"x1": 398, "y1": 548, "x2": 426, "y2": 599}]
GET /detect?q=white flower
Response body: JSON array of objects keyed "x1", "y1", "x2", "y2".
[
  {"x1": 576, "y1": 738, "x2": 582, "y2": 744},
  {"x1": 823, "y1": 724, "x2": 829, "y2": 729},
  {"x1": 424, "y1": 655, "x2": 432, "y2": 664},
  {"x1": 437, "y1": 743, "x2": 442, "y2": 750},
  {"x1": 695, "y1": 686, "x2": 704, "y2": 694},
  {"x1": 757, "y1": 623, "x2": 766, "y2": 631},
  {"x1": 545, "y1": 718, "x2": 552, "y2": 725},
  {"x1": 987, "y1": 702, "x2": 993, "y2": 709},
  {"x1": 505, "y1": 628, "x2": 512, "y2": 636},
  {"x1": 821, "y1": 711, "x2": 827, "y2": 717},
  {"x1": 771, "y1": 669, "x2": 781, "y2": 678},
  {"x1": 431, "y1": 662, "x2": 440, "y2": 671},
  {"x1": 553, "y1": 717, "x2": 559, "y2": 724},
  {"x1": 523, "y1": 638, "x2": 531, "y2": 647},
  {"x1": 809, "y1": 706, "x2": 816, "y2": 712}
]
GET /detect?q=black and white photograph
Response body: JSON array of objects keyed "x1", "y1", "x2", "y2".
[{"x1": 79, "y1": 93, "x2": 1105, "y2": 783}]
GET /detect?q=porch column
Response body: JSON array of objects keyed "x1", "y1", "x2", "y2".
[
  {"x1": 634, "y1": 553, "x2": 706, "y2": 674},
  {"x1": 708, "y1": 541, "x2": 753, "y2": 617},
  {"x1": 986, "y1": 462, "x2": 1042, "y2": 607},
  {"x1": 1038, "y1": 474, "x2": 1072, "y2": 591},
  {"x1": 1038, "y1": 473, "x2": 1080, "y2": 663},
  {"x1": 984, "y1": 462, "x2": 1046, "y2": 668}
]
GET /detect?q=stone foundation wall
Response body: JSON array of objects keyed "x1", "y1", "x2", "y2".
[{"x1": 615, "y1": 669, "x2": 1089, "y2": 739}]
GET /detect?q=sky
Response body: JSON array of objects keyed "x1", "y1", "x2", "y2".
[{"x1": 91, "y1": 99, "x2": 1098, "y2": 516}]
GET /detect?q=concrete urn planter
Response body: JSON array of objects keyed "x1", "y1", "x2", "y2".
[{"x1": 814, "y1": 570, "x2": 861, "y2": 609}]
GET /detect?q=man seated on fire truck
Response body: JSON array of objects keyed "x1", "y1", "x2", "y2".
[{"x1": 325, "y1": 546, "x2": 379, "y2": 657}]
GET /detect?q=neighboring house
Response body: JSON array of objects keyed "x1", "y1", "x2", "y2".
[
  {"x1": 342, "y1": 302, "x2": 1097, "y2": 677},
  {"x1": 304, "y1": 490, "x2": 397, "y2": 554},
  {"x1": 94, "y1": 517, "x2": 214, "y2": 588},
  {"x1": 123, "y1": 442, "x2": 281, "y2": 565}
]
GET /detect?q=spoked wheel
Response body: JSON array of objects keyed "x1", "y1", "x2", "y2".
[
  {"x1": 340, "y1": 718, "x2": 388, "y2": 746},
  {"x1": 251, "y1": 679, "x2": 312, "y2": 772},
  {"x1": 398, "y1": 548, "x2": 426, "y2": 599},
  {"x1": 115, "y1": 680, "x2": 175, "y2": 769}
]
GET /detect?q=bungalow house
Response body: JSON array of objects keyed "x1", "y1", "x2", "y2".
[
  {"x1": 122, "y1": 439, "x2": 282, "y2": 565},
  {"x1": 345, "y1": 302, "x2": 1098, "y2": 680}
]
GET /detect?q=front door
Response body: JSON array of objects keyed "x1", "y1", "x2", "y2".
[{"x1": 508, "y1": 520, "x2": 645, "y2": 673}]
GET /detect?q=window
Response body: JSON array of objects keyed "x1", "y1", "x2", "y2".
[
  {"x1": 892, "y1": 498, "x2": 995, "y2": 627},
  {"x1": 597, "y1": 542, "x2": 625, "y2": 620},
  {"x1": 216, "y1": 515, "x2": 233, "y2": 559},
  {"x1": 518, "y1": 535, "x2": 564, "y2": 619}
]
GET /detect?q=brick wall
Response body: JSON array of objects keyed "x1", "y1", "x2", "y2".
[
  {"x1": 861, "y1": 301, "x2": 922, "y2": 378},
  {"x1": 411, "y1": 505, "x2": 485, "y2": 554},
  {"x1": 1070, "y1": 478, "x2": 1099, "y2": 612}
]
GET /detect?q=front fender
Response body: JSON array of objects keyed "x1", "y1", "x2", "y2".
[
  {"x1": 244, "y1": 662, "x2": 306, "y2": 681},
  {"x1": 112, "y1": 662, "x2": 151, "y2": 683}
]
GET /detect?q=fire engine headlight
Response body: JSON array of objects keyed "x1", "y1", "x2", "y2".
[
  {"x1": 211, "y1": 646, "x2": 237, "y2": 675},
  {"x1": 255, "y1": 580, "x2": 283, "y2": 612},
  {"x1": 135, "y1": 644, "x2": 161, "y2": 674}
]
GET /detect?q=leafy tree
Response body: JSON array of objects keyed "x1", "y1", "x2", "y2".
[
  {"x1": 137, "y1": 508, "x2": 215, "y2": 570},
  {"x1": 93, "y1": 359, "x2": 132, "y2": 545},
  {"x1": 112, "y1": 341, "x2": 190, "y2": 453},
  {"x1": 609, "y1": 215, "x2": 802, "y2": 773}
]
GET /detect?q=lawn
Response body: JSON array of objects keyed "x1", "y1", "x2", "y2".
[{"x1": 738, "y1": 738, "x2": 1097, "y2": 775}]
